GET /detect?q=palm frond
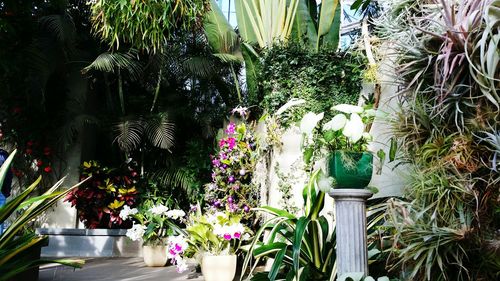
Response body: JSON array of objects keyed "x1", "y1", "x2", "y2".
[
  {"x1": 182, "y1": 56, "x2": 216, "y2": 78},
  {"x1": 39, "y1": 13, "x2": 76, "y2": 45},
  {"x1": 82, "y1": 50, "x2": 143, "y2": 80},
  {"x1": 149, "y1": 167, "x2": 199, "y2": 201},
  {"x1": 59, "y1": 114, "x2": 100, "y2": 150},
  {"x1": 144, "y1": 113, "x2": 175, "y2": 151},
  {"x1": 113, "y1": 119, "x2": 144, "y2": 152},
  {"x1": 213, "y1": 53, "x2": 243, "y2": 63}
]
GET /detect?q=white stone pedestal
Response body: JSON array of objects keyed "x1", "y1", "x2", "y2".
[{"x1": 329, "y1": 189, "x2": 373, "y2": 276}]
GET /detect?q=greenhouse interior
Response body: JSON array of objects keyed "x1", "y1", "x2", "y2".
[{"x1": 0, "y1": 0, "x2": 499, "y2": 281}]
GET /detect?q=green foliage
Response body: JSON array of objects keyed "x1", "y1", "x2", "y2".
[
  {"x1": 89, "y1": 0, "x2": 208, "y2": 53},
  {"x1": 272, "y1": 0, "x2": 344, "y2": 52},
  {"x1": 0, "y1": 150, "x2": 84, "y2": 280},
  {"x1": 184, "y1": 210, "x2": 248, "y2": 256},
  {"x1": 379, "y1": 0, "x2": 500, "y2": 280},
  {"x1": 242, "y1": 170, "x2": 337, "y2": 281},
  {"x1": 204, "y1": 0, "x2": 242, "y2": 62},
  {"x1": 234, "y1": 0, "x2": 299, "y2": 49},
  {"x1": 255, "y1": 43, "x2": 364, "y2": 126}
]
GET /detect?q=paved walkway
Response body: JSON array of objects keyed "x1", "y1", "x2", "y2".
[{"x1": 39, "y1": 258, "x2": 204, "y2": 281}]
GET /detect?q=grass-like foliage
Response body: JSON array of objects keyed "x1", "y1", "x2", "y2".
[{"x1": 89, "y1": 0, "x2": 208, "y2": 53}]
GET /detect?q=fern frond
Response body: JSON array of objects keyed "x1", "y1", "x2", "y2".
[
  {"x1": 113, "y1": 119, "x2": 144, "y2": 152},
  {"x1": 144, "y1": 113, "x2": 175, "y2": 151}
]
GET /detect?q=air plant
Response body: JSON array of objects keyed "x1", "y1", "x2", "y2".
[{"x1": 377, "y1": 0, "x2": 500, "y2": 280}]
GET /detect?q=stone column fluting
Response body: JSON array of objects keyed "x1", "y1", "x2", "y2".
[{"x1": 329, "y1": 189, "x2": 373, "y2": 276}]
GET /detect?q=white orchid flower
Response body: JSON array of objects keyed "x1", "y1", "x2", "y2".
[
  {"x1": 362, "y1": 132, "x2": 373, "y2": 141},
  {"x1": 300, "y1": 112, "x2": 324, "y2": 135},
  {"x1": 323, "y1": 113, "x2": 347, "y2": 131},
  {"x1": 332, "y1": 104, "x2": 364, "y2": 114},
  {"x1": 275, "y1": 98, "x2": 306, "y2": 115},
  {"x1": 343, "y1": 113, "x2": 364, "y2": 143},
  {"x1": 317, "y1": 171, "x2": 334, "y2": 193}
]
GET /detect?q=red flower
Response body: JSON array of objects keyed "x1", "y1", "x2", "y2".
[
  {"x1": 44, "y1": 166, "x2": 52, "y2": 173},
  {"x1": 27, "y1": 141, "x2": 34, "y2": 147},
  {"x1": 43, "y1": 147, "x2": 51, "y2": 156},
  {"x1": 25, "y1": 148, "x2": 32, "y2": 155},
  {"x1": 12, "y1": 168, "x2": 23, "y2": 178},
  {"x1": 36, "y1": 160, "x2": 43, "y2": 167}
]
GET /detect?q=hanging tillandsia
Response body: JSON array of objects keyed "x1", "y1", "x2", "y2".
[{"x1": 88, "y1": 0, "x2": 209, "y2": 53}]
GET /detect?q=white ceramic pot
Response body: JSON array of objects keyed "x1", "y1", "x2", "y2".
[
  {"x1": 142, "y1": 245, "x2": 168, "y2": 267},
  {"x1": 201, "y1": 254, "x2": 237, "y2": 281}
]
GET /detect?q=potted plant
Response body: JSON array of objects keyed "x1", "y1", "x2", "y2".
[
  {"x1": 0, "y1": 150, "x2": 85, "y2": 281},
  {"x1": 169, "y1": 209, "x2": 249, "y2": 281},
  {"x1": 121, "y1": 197, "x2": 186, "y2": 267},
  {"x1": 320, "y1": 104, "x2": 375, "y2": 189},
  {"x1": 65, "y1": 160, "x2": 140, "y2": 229}
]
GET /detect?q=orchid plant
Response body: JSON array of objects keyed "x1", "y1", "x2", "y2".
[
  {"x1": 122, "y1": 198, "x2": 186, "y2": 246},
  {"x1": 205, "y1": 118, "x2": 258, "y2": 216},
  {"x1": 167, "y1": 209, "x2": 250, "y2": 273}
]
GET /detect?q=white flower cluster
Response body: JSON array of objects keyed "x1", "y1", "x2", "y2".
[
  {"x1": 166, "y1": 209, "x2": 186, "y2": 220},
  {"x1": 324, "y1": 104, "x2": 374, "y2": 143},
  {"x1": 213, "y1": 223, "x2": 245, "y2": 240},
  {"x1": 167, "y1": 235, "x2": 189, "y2": 273},
  {"x1": 119, "y1": 205, "x2": 138, "y2": 220},
  {"x1": 149, "y1": 204, "x2": 169, "y2": 215},
  {"x1": 206, "y1": 212, "x2": 226, "y2": 225},
  {"x1": 125, "y1": 224, "x2": 146, "y2": 241}
]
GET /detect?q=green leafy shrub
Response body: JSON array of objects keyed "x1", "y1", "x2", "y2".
[{"x1": 254, "y1": 43, "x2": 364, "y2": 126}]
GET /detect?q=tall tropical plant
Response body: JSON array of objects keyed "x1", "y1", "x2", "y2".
[
  {"x1": 204, "y1": 0, "x2": 244, "y2": 101},
  {"x1": 293, "y1": 0, "x2": 343, "y2": 51},
  {"x1": 0, "y1": 150, "x2": 85, "y2": 280},
  {"x1": 235, "y1": 0, "x2": 300, "y2": 49}
]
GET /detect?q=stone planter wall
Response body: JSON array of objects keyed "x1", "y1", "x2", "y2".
[{"x1": 36, "y1": 228, "x2": 141, "y2": 258}]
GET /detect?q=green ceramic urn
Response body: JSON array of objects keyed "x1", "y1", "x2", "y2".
[{"x1": 328, "y1": 150, "x2": 373, "y2": 189}]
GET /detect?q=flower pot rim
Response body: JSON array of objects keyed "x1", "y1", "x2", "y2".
[
  {"x1": 332, "y1": 149, "x2": 372, "y2": 154},
  {"x1": 202, "y1": 253, "x2": 237, "y2": 257}
]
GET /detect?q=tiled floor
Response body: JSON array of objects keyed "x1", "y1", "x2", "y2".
[{"x1": 39, "y1": 258, "x2": 204, "y2": 281}]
